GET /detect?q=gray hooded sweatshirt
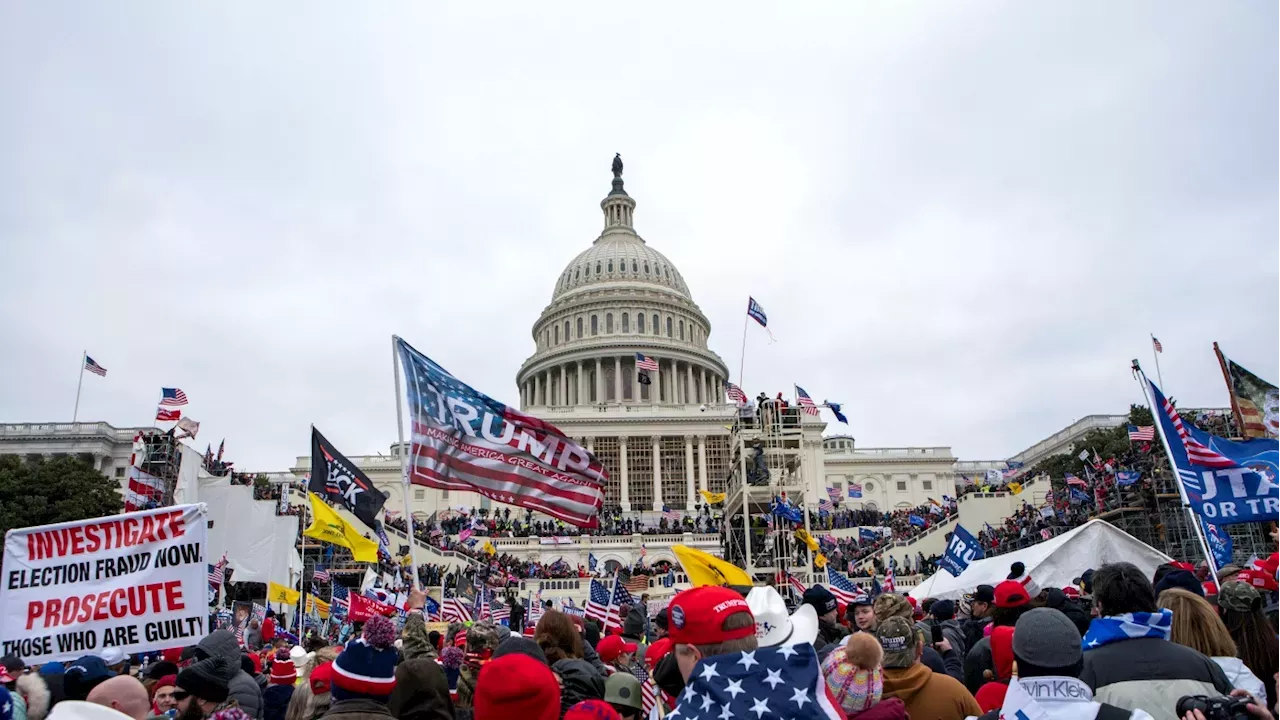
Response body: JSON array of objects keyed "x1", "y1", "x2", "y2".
[{"x1": 197, "y1": 630, "x2": 264, "y2": 720}]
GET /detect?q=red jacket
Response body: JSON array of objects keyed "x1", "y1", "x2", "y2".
[{"x1": 262, "y1": 616, "x2": 276, "y2": 642}]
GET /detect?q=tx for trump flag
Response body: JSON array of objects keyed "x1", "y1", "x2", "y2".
[{"x1": 396, "y1": 336, "x2": 607, "y2": 528}]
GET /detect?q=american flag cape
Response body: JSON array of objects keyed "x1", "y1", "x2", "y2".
[
  {"x1": 396, "y1": 338, "x2": 606, "y2": 528},
  {"x1": 670, "y1": 645, "x2": 843, "y2": 720}
]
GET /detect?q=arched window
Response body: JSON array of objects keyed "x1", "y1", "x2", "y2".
[
  {"x1": 591, "y1": 315, "x2": 598, "y2": 336},
  {"x1": 679, "y1": 320, "x2": 684, "y2": 340},
  {"x1": 666, "y1": 317, "x2": 673, "y2": 337},
  {"x1": 638, "y1": 314, "x2": 645, "y2": 334},
  {"x1": 596, "y1": 262, "x2": 602, "y2": 274},
  {"x1": 632, "y1": 261, "x2": 637, "y2": 273},
  {"x1": 584, "y1": 264, "x2": 590, "y2": 277},
  {"x1": 622, "y1": 312, "x2": 630, "y2": 333},
  {"x1": 577, "y1": 318, "x2": 584, "y2": 338},
  {"x1": 652, "y1": 314, "x2": 659, "y2": 335},
  {"x1": 605, "y1": 314, "x2": 613, "y2": 333},
  {"x1": 574, "y1": 269, "x2": 580, "y2": 281},
  {"x1": 644, "y1": 262, "x2": 650, "y2": 275},
  {"x1": 608, "y1": 260, "x2": 613, "y2": 272},
  {"x1": 554, "y1": 326, "x2": 559, "y2": 344},
  {"x1": 564, "y1": 321, "x2": 570, "y2": 342}
]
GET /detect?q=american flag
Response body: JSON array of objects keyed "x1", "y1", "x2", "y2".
[
  {"x1": 817, "y1": 498, "x2": 834, "y2": 513},
  {"x1": 208, "y1": 555, "x2": 227, "y2": 588},
  {"x1": 826, "y1": 566, "x2": 864, "y2": 605},
  {"x1": 397, "y1": 338, "x2": 606, "y2": 528},
  {"x1": 1065, "y1": 473, "x2": 1088, "y2": 488},
  {"x1": 124, "y1": 466, "x2": 165, "y2": 512},
  {"x1": 331, "y1": 585, "x2": 350, "y2": 616},
  {"x1": 725, "y1": 382, "x2": 748, "y2": 405},
  {"x1": 641, "y1": 677, "x2": 660, "y2": 717},
  {"x1": 785, "y1": 572, "x2": 806, "y2": 597},
  {"x1": 155, "y1": 407, "x2": 181, "y2": 422},
  {"x1": 883, "y1": 566, "x2": 896, "y2": 593},
  {"x1": 606, "y1": 577, "x2": 635, "y2": 631},
  {"x1": 1152, "y1": 380, "x2": 1236, "y2": 468},
  {"x1": 1152, "y1": 336, "x2": 1163, "y2": 353},
  {"x1": 159, "y1": 388, "x2": 188, "y2": 406},
  {"x1": 84, "y1": 355, "x2": 107, "y2": 377},
  {"x1": 1128, "y1": 424, "x2": 1155, "y2": 442},
  {"x1": 586, "y1": 573, "x2": 614, "y2": 625},
  {"x1": 794, "y1": 385, "x2": 820, "y2": 416},
  {"x1": 825, "y1": 487, "x2": 841, "y2": 504},
  {"x1": 624, "y1": 573, "x2": 651, "y2": 594},
  {"x1": 442, "y1": 585, "x2": 472, "y2": 623},
  {"x1": 635, "y1": 352, "x2": 659, "y2": 371},
  {"x1": 669, "y1": 645, "x2": 842, "y2": 720},
  {"x1": 662, "y1": 504, "x2": 681, "y2": 521},
  {"x1": 312, "y1": 565, "x2": 330, "y2": 583},
  {"x1": 847, "y1": 483, "x2": 862, "y2": 499},
  {"x1": 528, "y1": 591, "x2": 544, "y2": 625}
]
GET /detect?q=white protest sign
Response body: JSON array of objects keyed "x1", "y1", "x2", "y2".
[{"x1": 1, "y1": 504, "x2": 208, "y2": 663}]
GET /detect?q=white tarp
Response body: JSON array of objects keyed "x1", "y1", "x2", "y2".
[
  {"x1": 909, "y1": 519, "x2": 1173, "y2": 601},
  {"x1": 1, "y1": 504, "x2": 209, "y2": 663},
  {"x1": 201, "y1": 484, "x2": 301, "y2": 589}
]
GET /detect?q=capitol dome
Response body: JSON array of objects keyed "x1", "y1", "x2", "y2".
[{"x1": 516, "y1": 156, "x2": 729, "y2": 411}]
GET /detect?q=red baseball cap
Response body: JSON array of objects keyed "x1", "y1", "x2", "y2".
[
  {"x1": 1061, "y1": 586, "x2": 1080, "y2": 600},
  {"x1": 1237, "y1": 569, "x2": 1279, "y2": 592},
  {"x1": 645, "y1": 638, "x2": 673, "y2": 669},
  {"x1": 667, "y1": 586, "x2": 754, "y2": 646},
  {"x1": 994, "y1": 580, "x2": 1030, "y2": 609},
  {"x1": 596, "y1": 635, "x2": 638, "y2": 664}
]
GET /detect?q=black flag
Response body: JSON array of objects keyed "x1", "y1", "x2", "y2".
[
  {"x1": 638, "y1": 372, "x2": 652, "y2": 386},
  {"x1": 309, "y1": 427, "x2": 387, "y2": 532}
]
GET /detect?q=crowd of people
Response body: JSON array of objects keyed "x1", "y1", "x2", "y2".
[
  {"x1": 396, "y1": 507, "x2": 721, "y2": 541},
  {"x1": 5, "y1": 552, "x2": 1276, "y2": 720}
]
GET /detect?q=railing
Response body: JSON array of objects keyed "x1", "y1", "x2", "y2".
[
  {"x1": 0, "y1": 422, "x2": 146, "y2": 439},
  {"x1": 1007, "y1": 415, "x2": 1127, "y2": 465}
]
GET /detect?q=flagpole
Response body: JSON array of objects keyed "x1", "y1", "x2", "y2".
[
  {"x1": 391, "y1": 335, "x2": 420, "y2": 591},
  {"x1": 298, "y1": 482, "x2": 308, "y2": 638},
  {"x1": 1134, "y1": 363, "x2": 1219, "y2": 579},
  {"x1": 73, "y1": 351, "x2": 86, "y2": 422},
  {"x1": 737, "y1": 308, "x2": 749, "y2": 390},
  {"x1": 1150, "y1": 334, "x2": 1165, "y2": 389}
]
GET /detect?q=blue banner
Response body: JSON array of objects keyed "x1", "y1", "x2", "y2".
[
  {"x1": 1116, "y1": 471, "x2": 1141, "y2": 486},
  {"x1": 1069, "y1": 487, "x2": 1090, "y2": 505},
  {"x1": 908, "y1": 514, "x2": 925, "y2": 527},
  {"x1": 1203, "y1": 520, "x2": 1234, "y2": 569},
  {"x1": 858, "y1": 527, "x2": 878, "y2": 543},
  {"x1": 939, "y1": 525, "x2": 984, "y2": 577},
  {"x1": 1149, "y1": 379, "x2": 1278, "y2": 524},
  {"x1": 847, "y1": 483, "x2": 863, "y2": 499}
]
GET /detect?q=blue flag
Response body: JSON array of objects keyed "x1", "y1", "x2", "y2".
[
  {"x1": 870, "y1": 575, "x2": 882, "y2": 598},
  {"x1": 1116, "y1": 471, "x2": 1141, "y2": 486},
  {"x1": 827, "y1": 402, "x2": 848, "y2": 424},
  {"x1": 908, "y1": 514, "x2": 925, "y2": 527},
  {"x1": 1203, "y1": 520, "x2": 1234, "y2": 569},
  {"x1": 858, "y1": 527, "x2": 878, "y2": 543},
  {"x1": 588, "y1": 553, "x2": 598, "y2": 571},
  {"x1": 771, "y1": 497, "x2": 803, "y2": 524},
  {"x1": 425, "y1": 596, "x2": 440, "y2": 619},
  {"x1": 746, "y1": 297, "x2": 768, "y2": 327},
  {"x1": 1069, "y1": 487, "x2": 1090, "y2": 505},
  {"x1": 1149, "y1": 378, "x2": 1278, "y2": 524},
  {"x1": 939, "y1": 525, "x2": 984, "y2": 577}
]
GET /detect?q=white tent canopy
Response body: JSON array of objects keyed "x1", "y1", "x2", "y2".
[{"x1": 909, "y1": 519, "x2": 1173, "y2": 602}]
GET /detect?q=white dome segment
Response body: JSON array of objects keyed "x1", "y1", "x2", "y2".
[{"x1": 516, "y1": 156, "x2": 730, "y2": 411}]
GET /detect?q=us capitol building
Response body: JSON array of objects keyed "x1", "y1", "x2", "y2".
[{"x1": 1, "y1": 158, "x2": 1017, "y2": 571}]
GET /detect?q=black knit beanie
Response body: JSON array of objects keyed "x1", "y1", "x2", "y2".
[{"x1": 177, "y1": 655, "x2": 238, "y2": 703}]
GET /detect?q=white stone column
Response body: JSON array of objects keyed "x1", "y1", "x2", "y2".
[
  {"x1": 614, "y1": 356, "x2": 623, "y2": 402},
  {"x1": 652, "y1": 436, "x2": 663, "y2": 511},
  {"x1": 698, "y1": 435, "x2": 709, "y2": 493},
  {"x1": 699, "y1": 368, "x2": 706, "y2": 404},
  {"x1": 534, "y1": 374, "x2": 542, "y2": 407},
  {"x1": 576, "y1": 361, "x2": 584, "y2": 406},
  {"x1": 684, "y1": 436, "x2": 696, "y2": 509},
  {"x1": 559, "y1": 365, "x2": 567, "y2": 406},
  {"x1": 686, "y1": 363, "x2": 694, "y2": 405},
  {"x1": 595, "y1": 358, "x2": 603, "y2": 403},
  {"x1": 619, "y1": 436, "x2": 631, "y2": 512}
]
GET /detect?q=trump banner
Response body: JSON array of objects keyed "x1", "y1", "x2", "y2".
[
  {"x1": 0, "y1": 504, "x2": 208, "y2": 663},
  {"x1": 348, "y1": 593, "x2": 397, "y2": 622},
  {"x1": 396, "y1": 337, "x2": 606, "y2": 528},
  {"x1": 939, "y1": 524, "x2": 983, "y2": 577}
]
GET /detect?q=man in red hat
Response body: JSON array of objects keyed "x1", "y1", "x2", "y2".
[{"x1": 666, "y1": 586, "x2": 757, "y2": 682}]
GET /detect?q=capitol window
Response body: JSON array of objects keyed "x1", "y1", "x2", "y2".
[
  {"x1": 605, "y1": 314, "x2": 612, "y2": 333},
  {"x1": 592, "y1": 315, "x2": 599, "y2": 335},
  {"x1": 865, "y1": 481, "x2": 875, "y2": 492},
  {"x1": 608, "y1": 260, "x2": 614, "y2": 272},
  {"x1": 666, "y1": 317, "x2": 672, "y2": 337},
  {"x1": 574, "y1": 269, "x2": 580, "y2": 281},
  {"x1": 638, "y1": 314, "x2": 645, "y2": 333},
  {"x1": 632, "y1": 261, "x2": 637, "y2": 273},
  {"x1": 679, "y1": 320, "x2": 684, "y2": 340},
  {"x1": 622, "y1": 312, "x2": 629, "y2": 332},
  {"x1": 554, "y1": 326, "x2": 559, "y2": 344},
  {"x1": 584, "y1": 264, "x2": 590, "y2": 277},
  {"x1": 577, "y1": 318, "x2": 584, "y2": 338},
  {"x1": 564, "y1": 321, "x2": 570, "y2": 342},
  {"x1": 596, "y1": 262, "x2": 602, "y2": 274},
  {"x1": 652, "y1": 314, "x2": 659, "y2": 335},
  {"x1": 923, "y1": 480, "x2": 933, "y2": 490},
  {"x1": 896, "y1": 481, "x2": 907, "y2": 492},
  {"x1": 644, "y1": 262, "x2": 650, "y2": 274}
]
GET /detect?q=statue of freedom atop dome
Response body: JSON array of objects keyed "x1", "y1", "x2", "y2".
[{"x1": 612, "y1": 153, "x2": 623, "y2": 178}]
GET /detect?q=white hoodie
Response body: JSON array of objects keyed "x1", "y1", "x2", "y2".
[
  {"x1": 1001, "y1": 676, "x2": 1157, "y2": 720},
  {"x1": 1212, "y1": 656, "x2": 1268, "y2": 707}
]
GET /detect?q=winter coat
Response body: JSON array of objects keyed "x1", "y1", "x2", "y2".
[
  {"x1": 8, "y1": 688, "x2": 26, "y2": 720},
  {"x1": 1044, "y1": 588, "x2": 1092, "y2": 636},
  {"x1": 263, "y1": 685, "x2": 295, "y2": 720},
  {"x1": 975, "y1": 677, "x2": 1155, "y2": 720},
  {"x1": 1212, "y1": 656, "x2": 1268, "y2": 708},
  {"x1": 1080, "y1": 637, "x2": 1233, "y2": 720},
  {"x1": 15, "y1": 673, "x2": 50, "y2": 720},
  {"x1": 246, "y1": 628, "x2": 264, "y2": 651},
  {"x1": 552, "y1": 658, "x2": 605, "y2": 718},
  {"x1": 882, "y1": 662, "x2": 981, "y2": 720},
  {"x1": 320, "y1": 698, "x2": 396, "y2": 720},
  {"x1": 817, "y1": 619, "x2": 848, "y2": 648},
  {"x1": 199, "y1": 630, "x2": 266, "y2": 720},
  {"x1": 962, "y1": 616, "x2": 991, "y2": 653},
  {"x1": 848, "y1": 697, "x2": 908, "y2": 720},
  {"x1": 580, "y1": 642, "x2": 609, "y2": 678},
  {"x1": 964, "y1": 635, "x2": 994, "y2": 694},
  {"x1": 931, "y1": 618, "x2": 968, "y2": 660},
  {"x1": 388, "y1": 637, "x2": 454, "y2": 720}
]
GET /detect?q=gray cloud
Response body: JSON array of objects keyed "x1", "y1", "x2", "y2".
[{"x1": 1, "y1": 1, "x2": 1274, "y2": 469}]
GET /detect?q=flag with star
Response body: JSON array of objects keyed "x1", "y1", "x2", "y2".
[{"x1": 668, "y1": 644, "x2": 842, "y2": 720}]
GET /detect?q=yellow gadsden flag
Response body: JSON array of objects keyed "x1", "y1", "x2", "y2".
[
  {"x1": 671, "y1": 545, "x2": 752, "y2": 588},
  {"x1": 304, "y1": 492, "x2": 380, "y2": 562},
  {"x1": 699, "y1": 490, "x2": 727, "y2": 505},
  {"x1": 794, "y1": 528, "x2": 820, "y2": 552},
  {"x1": 267, "y1": 581, "x2": 300, "y2": 606},
  {"x1": 1008, "y1": 482, "x2": 1024, "y2": 495}
]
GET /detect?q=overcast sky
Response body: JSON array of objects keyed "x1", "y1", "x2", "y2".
[{"x1": 2, "y1": 2, "x2": 1276, "y2": 471}]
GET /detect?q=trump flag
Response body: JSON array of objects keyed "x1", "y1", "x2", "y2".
[{"x1": 396, "y1": 337, "x2": 606, "y2": 528}]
